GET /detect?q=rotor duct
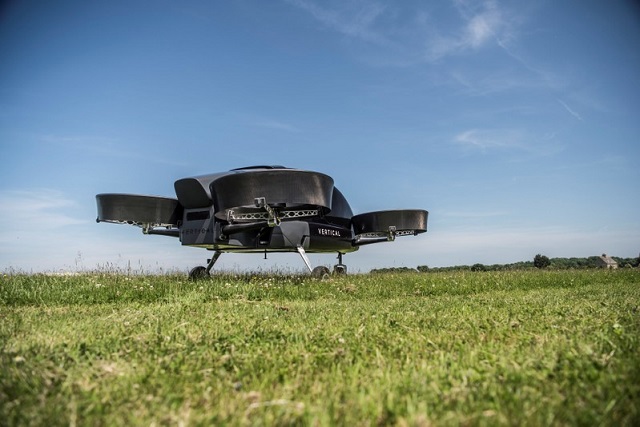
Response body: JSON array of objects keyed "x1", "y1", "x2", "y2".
[
  {"x1": 96, "y1": 194, "x2": 182, "y2": 226},
  {"x1": 352, "y1": 209, "x2": 428, "y2": 235},
  {"x1": 210, "y1": 169, "x2": 334, "y2": 219}
]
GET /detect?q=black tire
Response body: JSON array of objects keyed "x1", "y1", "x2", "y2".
[
  {"x1": 311, "y1": 266, "x2": 331, "y2": 280},
  {"x1": 333, "y1": 264, "x2": 347, "y2": 275},
  {"x1": 189, "y1": 266, "x2": 209, "y2": 281},
  {"x1": 96, "y1": 194, "x2": 182, "y2": 226}
]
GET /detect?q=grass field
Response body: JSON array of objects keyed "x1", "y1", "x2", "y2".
[{"x1": 1, "y1": 269, "x2": 639, "y2": 426}]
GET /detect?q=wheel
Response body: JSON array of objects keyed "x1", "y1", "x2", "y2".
[
  {"x1": 189, "y1": 266, "x2": 209, "y2": 281},
  {"x1": 311, "y1": 266, "x2": 331, "y2": 280},
  {"x1": 333, "y1": 264, "x2": 347, "y2": 275}
]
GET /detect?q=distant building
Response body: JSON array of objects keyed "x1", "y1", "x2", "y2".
[{"x1": 596, "y1": 254, "x2": 618, "y2": 269}]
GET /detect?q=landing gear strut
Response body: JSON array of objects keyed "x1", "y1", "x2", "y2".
[
  {"x1": 333, "y1": 252, "x2": 347, "y2": 275},
  {"x1": 297, "y1": 247, "x2": 348, "y2": 279},
  {"x1": 189, "y1": 249, "x2": 348, "y2": 280},
  {"x1": 188, "y1": 250, "x2": 222, "y2": 280}
]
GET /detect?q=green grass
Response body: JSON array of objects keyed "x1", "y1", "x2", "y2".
[{"x1": 1, "y1": 269, "x2": 639, "y2": 426}]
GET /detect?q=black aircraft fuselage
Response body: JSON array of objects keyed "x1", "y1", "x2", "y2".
[{"x1": 96, "y1": 165, "x2": 428, "y2": 278}]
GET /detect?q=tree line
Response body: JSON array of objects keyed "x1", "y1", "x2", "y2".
[{"x1": 370, "y1": 255, "x2": 640, "y2": 274}]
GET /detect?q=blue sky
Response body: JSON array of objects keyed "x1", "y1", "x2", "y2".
[{"x1": 1, "y1": 0, "x2": 639, "y2": 273}]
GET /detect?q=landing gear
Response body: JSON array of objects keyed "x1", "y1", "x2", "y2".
[
  {"x1": 189, "y1": 266, "x2": 208, "y2": 280},
  {"x1": 296, "y1": 245, "x2": 313, "y2": 273},
  {"x1": 333, "y1": 253, "x2": 347, "y2": 276},
  {"x1": 297, "y1": 247, "x2": 348, "y2": 279},
  {"x1": 311, "y1": 266, "x2": 331, "y2": 280},
  {"x1": 188, "y1": 251, "x2": 222, "y2": 280},
  {"x1": 188, "y1": 249, "x2": 348, "y2": 280}
]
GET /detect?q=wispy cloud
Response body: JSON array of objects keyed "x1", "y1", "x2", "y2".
[
  {"x1": 445, "y1": 210, "x2": 510, "y2": 218},
  {"x1": 426, "y1": 0, "x2": 511, "y2": 60},
  {"x1": 39, "y1": 134, "x2": 189, "y2": 166},
  {"x1": 282, "y1": 0, "x2": 542, "y2": 85},
  {"x1": 252, "y1": 119, "x2": 301, "y2": 132},
  {"x1": 0, "y1": 189, "x2": 88, "y2": 270},
  {"x1": 454, "y1": 128, "x2": 523, "y2": 151},
  {"x1": 449, "y1": 68, "x2": 549, "y2": 96},
  {"x1": 284, "y1": 0, "x2": 389, "y2": 46},
  {"x1": 283, "y1": 0, "x2": 540, "y2": 96},
  {"x1": 453, "y1": 128, "x2": 566, "y2": 159},
  {"x1": 0, "y1": 189, "x2": 87, "y2": 232},
  {"x1": 285, "y1": 0, "x2": 513, "y2": 60},
  {"x1": 557, "y1": 99, "x2": 584, "y2": 121},
  {"x1": 40, "y1": 134, "x2": 118, "y2": 145},
  {"x1": 0, "y1": 188, "x2": 193, "y2": 272}
]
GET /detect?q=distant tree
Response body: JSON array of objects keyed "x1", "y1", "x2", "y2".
[
  {"x1": 613, "y1": 256, "x2": 640, "y2": 268},
  {"x1": 586, "y1": 256, "x2": 601, "y2": 268},
  {"x1": 533, "y1": 254, "x2": 551, "y2": 269},
  {"x1": 417, "y1": 265, "x2": 429, "y2": 273},
  {"x1": 470, "y1": 263, "x2": 486, "y2": 272}
]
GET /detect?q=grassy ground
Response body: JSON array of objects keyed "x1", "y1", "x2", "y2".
[{"x1": 1, "y1": 269, "x2": 639, "y2": 426}]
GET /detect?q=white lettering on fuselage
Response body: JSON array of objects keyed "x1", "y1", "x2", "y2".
[{"x1": 318, "y1": 228, "x2": 341, "y2": 237}]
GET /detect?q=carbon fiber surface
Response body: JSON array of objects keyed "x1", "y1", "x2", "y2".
[
  {"x1": 351, "y1": 209, "x2": 428, "y2": 234},
  {"x1": 96, "y1": 194, "x2": 182, "y2": 226},
  {"x1": 210, "y1": 169, "x2": 334, "y2": 218}
]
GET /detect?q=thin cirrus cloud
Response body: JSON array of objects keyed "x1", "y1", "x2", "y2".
[
  {"x1": 252, "y1": 119, "x2": 301, "y2": 133},
  {"x1": 425, "y1": 0, "x2": 511, "y2": 60},
  {"x1": 444, "y1": 210, "x2": 510, "y2": 218},
  {"x1": 557, "y1": 99, "x2": 584, "y2": 122},
  {"x1": 0, "y1": 188, "x2": 189, "y2": 272},
  {"x1": 0, "y1": 189, "x2": 88, "y2": 262},
  {"x1": 454, "y1": 128, "x2": 524, "y2": 151},
  {"x1": 284, "y1": 0, "x2": 529, "y2": 92},
  {"x1": 0, "y1": 189, "x2": 87, "y2": 230},
  {"x1": 286, "y1": 0, "x2": 515, "y2": 61},
  {"x1": 40, "y1": 134, "x2": 189, "y2": 167},
  {"x1": 284, "y1": 0, "x2": 389, "y2": 46}
]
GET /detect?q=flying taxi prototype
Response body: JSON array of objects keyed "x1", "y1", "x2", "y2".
[{"x1": 96, "y1": 166, "x2": 428, "y2": 279}]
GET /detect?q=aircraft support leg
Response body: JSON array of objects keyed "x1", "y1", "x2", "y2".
[
  {"x1": 297, "y1": 245, "x2": 332, "y2": 279},
  {"x1": 334, "y1": 252, "x2": 347, "y2": 275},
  {"x1": 296, "y1": 245, "x2": 313, "y2": 273},
  {"x1": 205, "y1": 251, "x2": 222, "y2": 274}
]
